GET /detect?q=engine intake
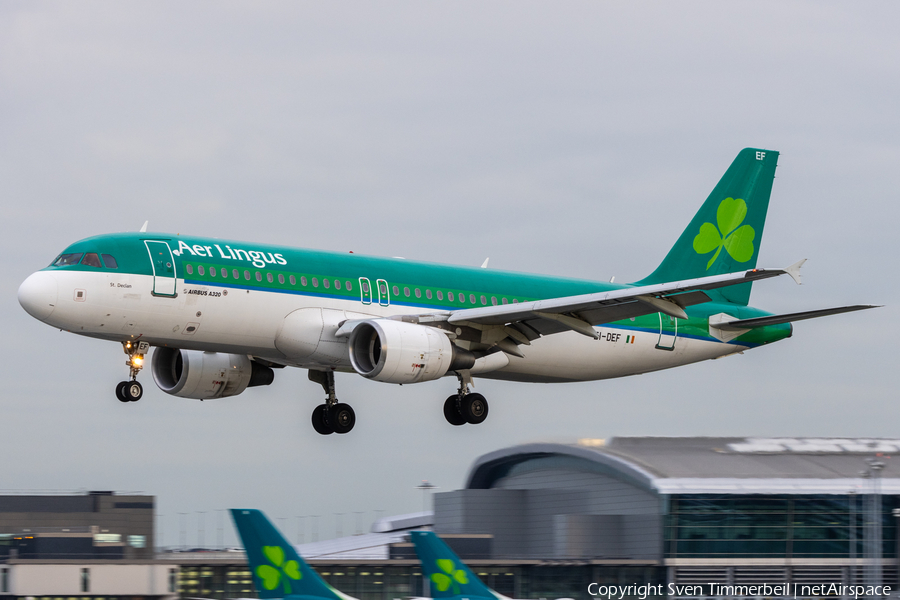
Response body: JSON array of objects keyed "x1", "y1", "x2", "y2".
[
  {"x1": 348, "y1": 319, "x2": 475, "y2": 384},
  {"x1": 151, "y1": 348, "x2": 274, "y2": 400}
]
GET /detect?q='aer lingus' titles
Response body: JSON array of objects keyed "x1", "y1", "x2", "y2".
[{"x1": 173, "y1": 240, "x2": 287, "y2": 269}]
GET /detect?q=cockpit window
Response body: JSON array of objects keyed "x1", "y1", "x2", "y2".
[
  {"x1": 101, "y1": 254, "x2": 118, "y2": 269},
  {"x1": 52, "y1": 253, "x2": 84, "y2": 267},
  {"x1": 81, "y1": 253, "x2": 102, "y2": 267}
]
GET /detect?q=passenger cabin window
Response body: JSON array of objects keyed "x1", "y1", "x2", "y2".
[
  {"x1": 198, "y1": 266, "x2": 205, "y2": 276},
  {"x1": 278, "y1": 274, "x2": 285, "y2": 284},
  {"x1": 232, "y1": 269, "x2": 239, "y2": 279},
  {"x1": 448, "y1": 291, "x2": 454, "y2": 301},
  {"x1": 267, "y1": 273, "x2": 273, "y2": 283},
  {"x1": 415, "y1": 289, "x2": 421, "y2": 298},
  {"x1": 470, "y1": 294, "x2": 476, "y2": 304},
  {"x1": 221, "y1": 268, "x2": 228, "y2": 279},
  {"x1": 301, "y1": 276, "x2": 307, "y2": 286},
  {"x1": 393, "y1": 285, "x2": 399, "y2": 296},
  {"x1": 186, "y1": 265, "x2": 194, "y2": 275},
  {"x1": 289, "y1": 275, "x2": 296, "y2": 285},
  {"x1": 335, "y1": 280, "x2": 341, "y2": 290},
  {"x1": 491, "y1": 296, "x2": 497, "y2": 305},
  {"x1": 255, "y1": 272, "x2": 262, "y2": 282},
  {"x1": 101, "y1": 254, "x2": 118, "y2": 268},
  {"x1": 404, "y1": 287, "x2": 410, "y2": 297},
  {"x1": 210, "y1": 267, "x2": 217, "y2": 277},
  {"x1": 52, "y1": 253, "x2": 83, "y2": 266},
  {"x1": 81, "y1": 253, "x2": 102, "y2": 268},
  {"x1": 323, "y1": 279, "x2": 330, "y2": 289},
  {"x1": 459, "y1": 293, "x2": 465, "y2": 304},
  {"x1": 426, "y1": 290, "x2": 432, "y2": 300},
  {"x1": 437, "y1": 290, "x2": 444, "y2": 301},
  {"x1": 345, "y1": 280, "x2": 352, "y2": 291},
  {"x1": 244, "y1": 270, "x2": 251, "y2": 280},
  {"x1": 312, "y1": 277, "x2": 319, "y2": 288}
]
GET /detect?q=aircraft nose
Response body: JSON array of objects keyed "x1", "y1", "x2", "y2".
[{"x1": 18, "y1": 270, "x2": 58, "y2": 322}]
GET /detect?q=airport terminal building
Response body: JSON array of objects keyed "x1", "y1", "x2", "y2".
[
  {"x1": 3, "y1": 437, "x2": 899, "y2": 599},
  {"x1": 434, "y1": 437, "x2": 900, "y2": 591},
  {"x1": 292, "y1": 437, "x2": 900, "y2": 600}
]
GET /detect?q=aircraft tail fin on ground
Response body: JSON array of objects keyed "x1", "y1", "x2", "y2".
[
  {"x1": 409, "y1": 530, "x2": 502, "y2": 600},
  {"x1": 230, "y1": 509, "x2": 346, "y2": 600},
  {"x1": 637, "y1": 148, "x2": 779, "y2": 306}
]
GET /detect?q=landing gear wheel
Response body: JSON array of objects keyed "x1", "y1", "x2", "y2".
[
  {"x1": 461, "y1": 393, "x2": 488, "y2": 424},
  {"x1": 123, "y1": 381, "x2": 143, "y2": 402},
  {"x1": 329, "y1": 403, "x2": 356, "y2": 434},
  {"x1": 311, "y1": 404, "x2": 334, "y2": 435},
  {"x1": 116, "y1": 381, "x2": 130, "y2": 403},
  {"x1": 443, "y1": 395, "x2": 466, "y2": 426}
]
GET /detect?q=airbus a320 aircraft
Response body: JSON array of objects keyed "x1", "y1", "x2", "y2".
[{"x1": 18, "y1": 149, "x2": 874, "y2": 435}]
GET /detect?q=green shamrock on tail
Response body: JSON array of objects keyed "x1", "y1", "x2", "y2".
[
  {"x1": 256, "y1": 546, "x2": 302, "y2": 594},
  {"x1": 693, "y1": 197, "x2": 756, "y2": 269},
  {"x1": 430, "y1": 558, "x2": 468, "y2": 594}
]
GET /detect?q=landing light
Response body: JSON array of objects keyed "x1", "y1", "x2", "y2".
[{"x1": 132, "y1": 356, "x2": 143, "y2": 367}]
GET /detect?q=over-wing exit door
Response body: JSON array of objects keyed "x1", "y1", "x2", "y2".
[{"x1": 359, "y1": 277, "x2": 372, "y2": 305}]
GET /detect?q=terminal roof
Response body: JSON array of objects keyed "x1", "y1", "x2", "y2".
[{"x1": 466, "y1": 437, "x2": 900, "y2": 495}]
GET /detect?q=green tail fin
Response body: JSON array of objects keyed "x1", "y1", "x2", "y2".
[
  {"x1": 409, "y1": 531, "x2": 500, "y2": 600},
  {"x1": 230, "y1": 509, "x2": 346, "y2": 600},
  {"x1": 636, "y1": 148, "x2": 779, "y2": 305}
]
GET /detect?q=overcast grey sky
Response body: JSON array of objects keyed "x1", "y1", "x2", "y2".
[{"x1": 1, "y1": 1, "x2": 897, "y2": 548}]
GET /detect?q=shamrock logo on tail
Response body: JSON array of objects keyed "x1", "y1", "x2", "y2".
[
  {"x1": 256, "y1": 545, "x2": 302, "y2": 594},
  {"x1": 693, "y1": 197, "x2": 756, "y2": 269},
  {"x1": 430, "y1": 559, "x2": 468, "y2": 595}
]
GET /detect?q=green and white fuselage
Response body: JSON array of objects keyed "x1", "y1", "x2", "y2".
[
  {"x1": 21, "y1": 232, "x2": 788, "y2": 380},
  {"x1": 18, "y1": 148, "x2": 873, "y2": 433}
]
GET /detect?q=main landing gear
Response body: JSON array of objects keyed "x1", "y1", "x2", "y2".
[
  {"x1": 116, "y1": 340, "x2": 149, "y2": 403},
  {"x1": 308, "y1": 370, "x2": 355, "y2": 435},
  {"x1": 443, "y1": 372, "x2": 489, "y2": 426}
]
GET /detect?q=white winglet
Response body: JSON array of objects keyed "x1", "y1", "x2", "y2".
[
  {"x1": 481, "y1": 258, "x2": 489, "y2": 268},
  {"x1": 139, "y1": 220, "x2": 149, "y2": 233},
  {"x1": 785, "y1": 259, "x2": 807, "y2": 285}
]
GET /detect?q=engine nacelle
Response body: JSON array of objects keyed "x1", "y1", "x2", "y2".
[
  {"x1": 151, "y1": 348, "x2": 274, "y2": 400},
  {"x1": 348, "y1": 319, "x2": 475, "y2": 384}
]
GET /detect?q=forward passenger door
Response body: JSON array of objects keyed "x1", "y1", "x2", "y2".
[{"x1": 144, "y1": 240, "x2": 178, "y2": 297}]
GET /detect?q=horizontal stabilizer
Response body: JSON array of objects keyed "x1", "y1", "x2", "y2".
[{"x1": 713, "y1": 305, "x2": 879, "y2": 331}]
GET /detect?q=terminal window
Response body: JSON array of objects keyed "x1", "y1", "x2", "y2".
[{"x1": 665, "y1": 493, "x2": 899, "y2": 559}]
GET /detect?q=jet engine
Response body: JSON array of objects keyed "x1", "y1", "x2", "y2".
[
  {"x1": 348, "y1": 319, "x2": 475, "y2": 384},
  {"x1": 151, "y1": 348, "x2": 274, "y2": 400}
]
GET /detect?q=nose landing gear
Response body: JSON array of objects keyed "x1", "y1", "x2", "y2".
[
  {"x1": 308, "y1": 369, "x2": 356, "y2": 435},
  {"x1": 116, "y1": 340, "x2": 149, "y2": 402}
]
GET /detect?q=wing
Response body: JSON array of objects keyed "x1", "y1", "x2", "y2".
[
  {"x1": 334, "y1": 262, "x2": 806, "y2": 357},
  {"x1": 444, "y1": 263, "x2": 803, "y2": 340}
]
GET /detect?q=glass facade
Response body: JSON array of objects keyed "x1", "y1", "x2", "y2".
[
  {"x1": 175, "y1": 563, "x2": 664, "y2": 600},
  {"x1": 178, "y1": 565, "x2": 254, "y2": 598},
  {"x1": 665, "y1": 494, "x2": 900, "y2": 558}
]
